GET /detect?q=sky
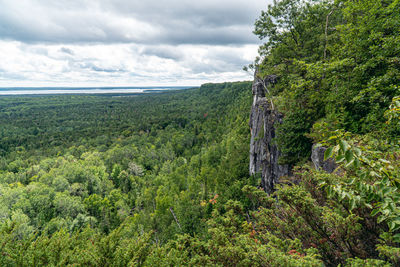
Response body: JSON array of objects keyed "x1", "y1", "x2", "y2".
[{"x1": 0, "y1": 0, "x2": 270, "y2": 87}]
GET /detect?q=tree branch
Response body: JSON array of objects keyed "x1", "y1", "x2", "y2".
[
  {"x1": 169, "y1": 207, "x2": 182, "y2": 231},
  {"x1": 324, "y1": 9, "x2": 336, "y2": 61}
]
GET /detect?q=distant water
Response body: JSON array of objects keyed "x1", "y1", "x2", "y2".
[{"x1": 0, "y1": 86, "x2": 192, "y2": 95}]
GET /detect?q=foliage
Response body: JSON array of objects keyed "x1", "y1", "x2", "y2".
[
  {"x1": 0, "y1": 82, "x2": 263, "y2": 265},
  {"x1": 253, "y1": 0, "x2": 400, "y2": 164}
]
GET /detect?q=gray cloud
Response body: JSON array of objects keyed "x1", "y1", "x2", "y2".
[
  {"x1": 0, "y1": 0, "x2": 270, "y2": 86},
  {"x1": 0, "y1": 69, "x2": 27, "y2": 81},
  {"x1": 0, "y1": 0, "x2": 266, "y2": 45},
  {"x1": 77, "y1": 62, "x2": 126, "y2": 73},
  {"x1": 60, "y1": 47, "x2": 74, "y2": 55},
  {"x1": 103, "y1": 0, "x2": 262, "y2": 26},
  {"x1": 188, "y1": 52, "x2": 250, "y2": 74},
  {"x1": 141, "y1": 46, "x2": 184, "y2": 60}
]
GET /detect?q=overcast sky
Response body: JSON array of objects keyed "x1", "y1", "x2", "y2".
[{"x1": 0, "y1": 0, "x2": 270, "y2": 87}]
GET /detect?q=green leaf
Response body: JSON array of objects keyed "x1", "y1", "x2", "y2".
[
  {"x1": 381, "y1": 187, "x2": 391, "y2": 195},
  {"x1": 348, "y1": 178, "x2": 356, "y2": 185},
  {"x1": 367, "y1": 192, "x2": 377, "y2": 202},
  {"x1": 349, "y1": 198, "x2": 356, "y2": 210},
  {"x1": 393, "y1": 220, "x2": 400, "y2": 232},
  {"x1": 392, "y1": 234, "x2": 400, "y2": 243},
  {"x1": 389, "y1": 221, "x2": 396, "y2": 231},
  {"x1": 339, "y1": 191, "x2": 346, "y2": 201},
  {"x1": 354, "y1": 147, "x2": 362, "y2": 157},
  {"x1": 345, "y1": 159, "x2": 355, "y2": 168},
  {"x1": 327, "y1": 186, "x2": 333, "y2": 196},
  {"x1": 370, "y1": 171, "x2": 380, "y2": 178},
  {"x1": 324, "y1": 147, "x2": 334, "y2": 160},
  {"x1": 377, "y1": 215, "x2": 386, "y2": 224},
  {"x1": 379, "y1": 159, "x2": 391, "y2": 164},
  {"x1": 336, "y1": 154, "x2": 345, "y2": 163},
  {"x1": 339, "y1": 140, "x2": 349, "y2": 153},
  {"x1": 353, "y1": 158, "x2": 360, "y2": 168},
  {"x1": 345, "y1": 150, "x2": 354, "y2": 163}
]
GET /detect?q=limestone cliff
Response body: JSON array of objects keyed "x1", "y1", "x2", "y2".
[{"x1": 249, "y1": 72, "x2": 290, "y2": 194}]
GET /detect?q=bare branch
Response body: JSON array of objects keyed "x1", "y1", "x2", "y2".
[
  {"x1": 324, "y1": 9, "x2": 336, "y2": 61},
  {"x1": 169, "y1": 207, "x2": 182, "y2": 231}
]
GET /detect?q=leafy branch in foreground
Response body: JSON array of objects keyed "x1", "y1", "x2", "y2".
[{"x1": 321, "y1": 104, "x2": 400, "y2": 245}]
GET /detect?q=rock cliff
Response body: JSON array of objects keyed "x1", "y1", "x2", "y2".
[
  {"x1": 249, "y1": 72, "x2": 291, "y2": 194},
  {"x1": 311, "y1": 145, "x2": 337, "y2": 173}
]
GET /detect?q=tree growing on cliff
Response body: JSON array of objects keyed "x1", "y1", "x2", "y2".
[{"x1": 253, "y1": 0, "x2": 400, "y2": 165}]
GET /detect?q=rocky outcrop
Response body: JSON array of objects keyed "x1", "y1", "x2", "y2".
[
  {"x1": 249, "y1": 72, "x2": 291, "y2": 194},
  {"x1": 311, "y1": 145, "x2": 337, "y2": 173}
]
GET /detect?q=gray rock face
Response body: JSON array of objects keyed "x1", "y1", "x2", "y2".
[
  {"x1": 311, "y1": 145, "x2": 337, "y2": 173},
  {"x1": 249, "y1": 72, "x2": 291, "y2": 194}
]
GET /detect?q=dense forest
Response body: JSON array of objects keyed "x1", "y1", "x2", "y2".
[
  {"x1": 1, "y1": 0, "x2": 400, "y2": 266},
  {"x1": 0, "y1": 82, "x2": 258, "y2": 266}
]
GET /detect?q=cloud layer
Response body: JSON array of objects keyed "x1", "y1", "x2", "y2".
[{"x1": 0, "y1": 0, "x2": 269, "y2": 86}]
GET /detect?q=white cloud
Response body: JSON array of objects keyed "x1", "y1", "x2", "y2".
[
  {"x1": 0, "y1": 0, "x2": 270, "y2": 86},
  {"x1": 0, "y1": 41, "x2": 259, "y2": 86}
]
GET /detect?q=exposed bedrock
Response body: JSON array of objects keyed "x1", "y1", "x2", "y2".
[
  {"x1": 249, "y1": 72, "x2": 337, "y2": 193},
  {"x1": 311, "y1": 144, "x2": 337, "y2": 173},
  {"x1": 249, "y1": 72, "x2": 290, "y2": 194}
]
